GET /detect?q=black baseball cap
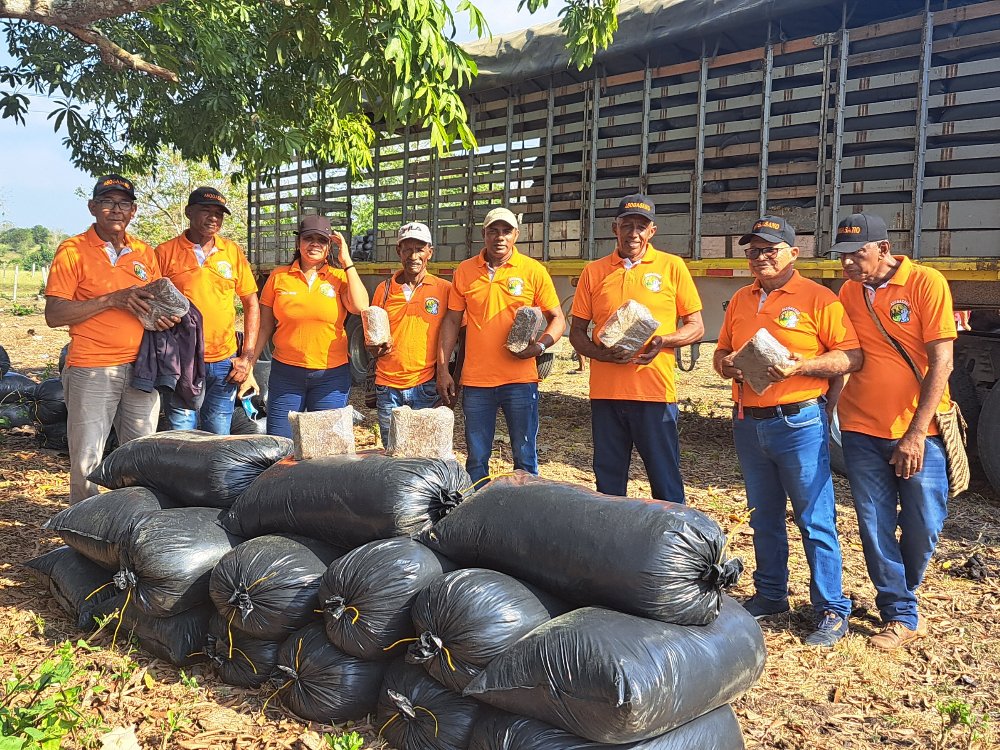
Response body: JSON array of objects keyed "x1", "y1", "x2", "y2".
[
  {"x1": 294, "y1": 215, "x2": 332, "y2": 240},
  {"x1": 739, "y1": 215, "x2": 796, "y2": 246},
  {"x1": 616, "y1": 194, "x2": 656, "y2": 221},
  {"x1": 829, "y1": 213, "x2": 889, "y2": 253},
  {"x1": 187, "y1": 186, "x2": 232, "y2": 215},
  {"x1": 92, "y1": 174, "x2": 136, "y2": 200}
]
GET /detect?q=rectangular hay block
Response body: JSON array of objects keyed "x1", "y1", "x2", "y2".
[
  {"x1": 596, "y1": 301, "x2": 660, "y2": 356},
  {"x1": 387, "y1": 406, "x2": 455, "y2": 460},
  {"x1": 361, "y1": 306, "x2": 392, "y2": 346},
  {"x1": 505, "y1": 307, "x2": 546, "y2": 354},
  {"x1": 288, "y1": 408, "x2": 356, "y2": 460},
  {"x1": 731, "y1": 328, "x2": 794, "y2": 395}
]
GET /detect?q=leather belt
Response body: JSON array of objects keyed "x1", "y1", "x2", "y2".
[{"x1": 741, "y1": 398, "x2": 820, "y2": 420}]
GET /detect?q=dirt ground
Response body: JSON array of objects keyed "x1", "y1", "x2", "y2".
[{"x1": 1, "y1": 312, "x2": 998, "y2": 749}]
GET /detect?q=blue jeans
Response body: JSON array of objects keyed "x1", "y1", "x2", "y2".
[
  {"x1": 166, "y1": 355, "x2": 237, "y2": 435},
  {"x1": 463, "y1": 383, "x2": 539, "y2": 486},
  {"x1": 266, "y1": 360, "x2": 352, "y2": 439},
  {"x1": 841, "y1": 431, "x2": 949, "y2": 629},
  {"x1": 732, "y1": 403, "x2": 851, "y2": 618},
  {"x1": 376, "y1": 380, "x2": 441, "y2": 448},
  {"x1": 591, "y1": 400, "x2": 685, "y2": 503}
]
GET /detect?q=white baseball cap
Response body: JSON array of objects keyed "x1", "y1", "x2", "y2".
[
  {"x1": 397, "y1": 221, "x2": 433, "y2": 245},
  {"x1": 483, "y1": 207, "x2": 519, "y2": 229}
]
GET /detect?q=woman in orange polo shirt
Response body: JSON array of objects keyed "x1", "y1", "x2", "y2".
[{"x1": 251, "y1": 215, "x2": 370, "y2": 438}]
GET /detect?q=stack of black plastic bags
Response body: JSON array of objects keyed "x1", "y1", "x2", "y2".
[
  {"x1": 29, "y1": 430, "x2": 766, "y2": 750},
  {"x1": 0, "y1": 344, "x2": 69, "y2": 450}
]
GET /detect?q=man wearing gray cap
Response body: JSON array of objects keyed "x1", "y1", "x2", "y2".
[
  {"x1": 437, "y1": 207, "x2": 565, "y2": 485},
  {"x1": 367, "y1": 221, "x2": 453, "y2": 446}
]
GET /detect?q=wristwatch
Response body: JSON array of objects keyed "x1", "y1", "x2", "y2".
[{"x1": 537, "y1": 341, "x2": 548, "y2": 354}]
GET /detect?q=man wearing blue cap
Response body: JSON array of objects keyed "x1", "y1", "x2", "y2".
[{"x1": 569, "y1": 194, "x2": 704, "y2": 502}]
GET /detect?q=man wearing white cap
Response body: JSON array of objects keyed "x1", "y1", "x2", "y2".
[{"x1": 368, "y1": 221, "x2": 453, "y2": 445}]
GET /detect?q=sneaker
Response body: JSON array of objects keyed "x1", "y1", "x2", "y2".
[
  {"x1": 804, "y1": 611, "x2": 849, "y2": 647},
  {"x1": 742, "y1": 595, "x2": 790, "y2": 619},
  {"x1": 870, "y1": 620, "x2": 926, "y2": 650}
]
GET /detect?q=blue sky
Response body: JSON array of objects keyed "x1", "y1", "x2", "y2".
[{"x1": 0, "y1": 1, "x2": 563, "y2": 231}]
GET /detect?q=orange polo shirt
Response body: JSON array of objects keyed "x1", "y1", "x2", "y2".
[
  {"x1": 372, "y1": 272, "x2": 452, "y2": 389},
  {"x1": 155, "y1": 233, "x2": 257, "y2": 363},
  {"x1": 838, "y1": 256, "x2": 956, "y2": 439},
  {"x1": 46, "y1": 225, "x2": 161, "y2": 368},
  {"x1": 571, "y1": 246, "x2": 703, "y2": 402},
  {"x1": 449, "y1": 247, "x2": 560, "y2": 387},
  {"x1": 718, "y1": 271, "x2": 859, "y2": 408},
  {"x1": 259, "y1": 262, "x2": 349, "y2": 370}
]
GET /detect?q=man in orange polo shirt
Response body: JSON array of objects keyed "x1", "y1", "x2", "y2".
[
  {"x1": 45, "y1": 175, "x2": 178, "y2": 502},
  {"x1": 155, "y1": 187, "x2": 259, "y2": 434},
  {"x1": 437, "y1": 207, "x2": 564, "y2": 485},
  {"x1": 570, "y1": 194, "x2": 704, "y2": 503},
  {"x1": 367, "y1": 221, "x2": 451, "y2": 447},
  {"x1": 831, "y1": 213, "x2": 956, "y2": 650},
  {"x1": 715, "y1": 216, "x2": 862, "y2": 647}
]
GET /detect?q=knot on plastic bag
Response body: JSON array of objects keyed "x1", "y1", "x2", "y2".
[
  {"x1": 700, "y1": 557, "x2": 744, "y2": 588},
  {"x1": 112, "y1": 569, "x2": 137, "y2": 591},
  {"x1": 322, "y1": 595, "x2": 347, "y2": 619},
  {"x1": 275, "y1": 664, "x2": 298, "y2": 681},
  {"x1": 405, "y1": 631, "x2": 443, "y2": 664},
  {"x1": 228, "y1": 589, "x2": 255, "y2": 615},
  {"x1": 430, "y1": 491, "x2": 464, "y2": 523},
  {"x1": 387, "y1": 689, "x2": 417, "y2": 719},
  {"x1": 205, "y1": 635, "x2": 224, "y2": 666}
]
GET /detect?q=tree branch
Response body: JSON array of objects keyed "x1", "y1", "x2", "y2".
[{"x1": 62, "y1": 23, "x2": 179, "y2": 81}]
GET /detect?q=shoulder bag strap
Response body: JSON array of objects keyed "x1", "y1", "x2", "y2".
[{"x1": 862, "y1": 288, "x2": 924, "y2": 387}]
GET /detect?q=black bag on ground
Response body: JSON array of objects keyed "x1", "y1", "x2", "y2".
[
  {"x1": 37, "y1": 420, "x2": 69, "y2": 451},
  {"x1": 32, "y1": 378, "x2": 67, "y2": 425},
  {"x1": 407, "y1": 569, "x2": 568, "y2": 693},
  {"x1": 274, "y1": 623, "x2": 388, "y2": 724},
  {"x1": 117, "y1": 601, "x2": 212, "y2": 666},
  {"x1": 468, "y1": 705, "x2": 746, "y2": 750},
  {"x1": 88, "y1": 431, "x2": 294, "y2": 508},
  {"x1": 205, "y1": 612, "x2": 280, "y2": 688},
  {"x1": 209, "y1": 534, "x2": 346, "y2": 641},
  {"x1": 0, "y1": 371, "x2": 37, "y2": 404},
  {"x1": 251, "y1": 359, "x2": 270, "y2": 414},
  {"x1": 0, "y1": 344, "x2": 9, "y2": 377},
  {"x1": 222, "y1": 454, "x2": 469, "y2": 549},
  {"x1": 319, "y1": 539, "x2": 454, "y2": 661},
  {"x1": 115, "y1": 507, "x2": 243, "y2": 617},
  {"x1": 463, "y1": 598, "x2": 766, "y2": 744},
  {"x1": 43, "y1": 487, "x2": 176, "y2": 570},
  {"x1": 24, "y1": 546, "x2": 122, "y2": 629},
  {"x1": 229, "y1": 402, "x2": 266, "y2": 435},
  {"x1": 376, "y1": 660, "x2": 484, "y2": 750},
  {"x1": 0, "y1": 403, "x2": 35, "y2": 428},
  {"x1": 418, "y1": 473, "x2": 742, "y2": 625}
]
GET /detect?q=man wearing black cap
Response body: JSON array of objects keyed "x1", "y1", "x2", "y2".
[
  {"x1": 45, "y1": 175, "x2": 179, "y2": 502},
  {"x1": 714, "y1": 216, "x2": 862, "y2": 646},
  {"x1": 829, "y1": 213, "x2": 956, "y2": 650},
  {"x1": 569, "y1": 194, "x2": 704, "y2": 502},
  {"x1": 155, "y1": 187, "x2": 259, "y2": 434}
]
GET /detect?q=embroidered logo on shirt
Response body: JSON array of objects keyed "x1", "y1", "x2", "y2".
[
  {"x1": 507, "y1": 277, "x2": 525, "y2": 296},
  {"x1": 424, "y1": 297, "x2": 440, "y2": 315},
  {"x1": 319, "y1": 282, "x2": 336, "y2": 298},
  {"x1": 777, "y1": 307, "x2": 801, "y2": 329},
  {"x1": 132, "y1": 262, "x2": 148, "y2": 281},
  {"x1": 216, "y1": 260, "x2": 234, "y2": 280},
  {"x1": 889, "y1": 300, "x2": 911, "y2": 324},
  {"x1": 642, "y1": 273, "x2": 663, "y2": 292}
]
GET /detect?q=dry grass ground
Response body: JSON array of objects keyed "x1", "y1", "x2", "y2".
[{"x1": 1, "y1": 313, "x2": 998, "y2": 749}]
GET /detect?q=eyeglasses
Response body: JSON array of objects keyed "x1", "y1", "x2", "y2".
[
  {"x1": 744, "y1": 245, "x2": 786, "y2": 260},
  {"x1": 95, "y1": 199, "x2": 134, "y2": 211}
]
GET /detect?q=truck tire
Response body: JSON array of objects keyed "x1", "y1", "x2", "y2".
[
  {"x1": 949, "y1": 368, "x2": 980, "y2": 456},
  {"x1": 828, "y1": 409, "x2": 847, "y2": 477},
  {"x1": 346, "y1": 315, "x2": 368, "y2": 386},
  {"x1": 977, "y1": 385, "x2": 1000, "y2": 494},
  {"x1": 536, "y1": 351, "x2": 555, "y2": 380}
]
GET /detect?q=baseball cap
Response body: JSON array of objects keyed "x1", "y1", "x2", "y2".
[
  {"x1": 93, "y1": 174, "x2": 136, "y2": 200},
  {"x1": 397, "y1": 221, "x2": 433, "y2": 245},
  {"x1": 483, "y1": 207, "x2": 519, "y2": 229},
  {"x1": 739, "y1": 215, "x2": 796, "y2": 246},
  {"x1": 187, "y1": 186, "x2": 232, "y2": 215},
  {"x1": 294, "y1": 215, "x2": 332, "y2": 240},
  {"x1": 829, "y1": 213, "x2": 889, "y2": 254},
  {"x1": 616, "y1": 194, "x2": 656, "y2": 221}
]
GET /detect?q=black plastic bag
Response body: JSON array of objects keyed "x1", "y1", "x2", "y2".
[
  {"x1": 319, "y1": 539, "x2": 454, "y2": 661},
  {"x1": 418, "y1": 473, "x2": 742, "y2": 625},
  {"x1": 37, "y1": 421, "x2": 68, "y2": 451},
  {"x1": 23, "y1": 546, "x2": 121, "y2": 629},
  {"x1": 115, "y1": 507, "x2": 243, "y2": 617},
  {"x1": 407, "y1": 569, "x2": 567, "y2": 693},
  {"x1": 32, "y1": 378, "x2": 67, "y2": 425},
  {"x1": 205, "y1": 612, "x2": 280, "y2": 688},
  {"x1": 43, "y1": 487, "x2": 176, "y2": 570},
  {"x1": 0, "y1": 371, "x2": 37, "y2": 404},
  {"x1": 223, "y1": 454, "x2": 469, "y2": 549},
  {"x1": 0, "y1": 344, "x2": 9, "y2": 377},
  {"x1": 251, "y1": 359, "x2": 270, "y2": 414},
  {"x1": 273, "y1": 623, "x2": 388, "y2": 724},
  {"x1": 88, "y1": 431, "x2": 293, "y2": 508},
  {"x1": 230, "y1": 402, "x2": 267, "y2": 435},
  {"x1": 118, "y1": 601, "x2": 213, "y2": 666},
  {"x1": 376, "y1": 660, "x2": 484, "y2": 750},
  {"x1": 136, "y1": 277, "x2": 190, "y2": 330},
  {"x1": 0, "y1": 403, "x2": 34, "y2": 429},
  {"x1": 463, "y1": 598, "x2": 766, "y2": 744},
  {"x1": 209, "y1": 534, "x2": 346, "y2": 641},
  {"x1": 468, "y1": 705, "x2": 746, "y2": 750}
]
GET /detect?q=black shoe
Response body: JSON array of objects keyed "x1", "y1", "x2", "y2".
[
  {"x1": 742, "y1": 595, "x2": 790, "y2": 619},
  {"x1": 804, "y1": 611, "x2": 849, "y2": 647}
]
